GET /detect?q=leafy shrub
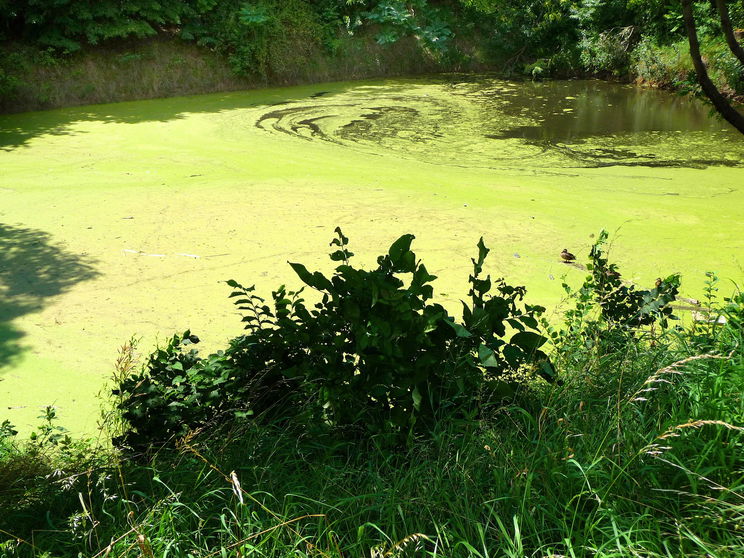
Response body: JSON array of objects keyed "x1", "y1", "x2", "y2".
[
  {"x1": 632, "y1": 34, "x2": 743, "y2": 102},
  {"x1": 0, "y1": 50, "x2": 28, "y2": 106},
  {"x1": 180, "y1": 0, "x2": 330, "y2": 77},
  {"x1": 115, "y1": 229, "x2": 555, "y2": 448},
  {"x1": 703, "y1": 36, "x2": 744, "y2": 96},
  {"x1": 0, "y1": 408, "x2": 97, "y2": 536},
  {"x1": 0, "y1": 0, "x2": 215, "y2": 52},
  {"x1": 578, "y1": 26, "x2": 637, "y2": 75},
  {"x1": 363, "y1": 0, "x2": 454, "y2": 55},
  {"x1": 631, "y1": 36, "x2": 691, "y2": 87},
  {"x1": 0, "y1": 67, "x2": 21, "y2": 101},
  {"x1": 550, "y1": 230, "x2": 680, "y2": 361}
]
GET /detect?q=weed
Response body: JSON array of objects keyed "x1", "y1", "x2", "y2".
[
  {"x1": 115, "y1": 229, "x2": 554, "y2": 448},
  {"x1": 1, "y1": 230, "x2": 741, "y2": 557}
]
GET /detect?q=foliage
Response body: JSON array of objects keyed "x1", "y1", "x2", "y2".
[
  {"x1": 0, "y1": 0, "x2": 217, "y2": 52},
  {"x1": 459, "y1": 0, "x2": 580, "y2": 68},
  {"x1": 0, "y1": 0, "x2": 459, "y2": 82},
  {"x1": 112, "y1": 331, "x2": 235, "y2": 444},
  {"x1": 2, "y1": 258, "x2": 743, "y2": 556},
  {"x1": 0, "y1": 65, "x2": 21, "y2": 101},
  {"x1": 1, "y1": 0, "x2": 742, "y2": 97},
  {"x1": 631, "y1": 33, "x2": 743, "y2": 101},
  {"x1": 180, "y1": 0, "x2": 330, "y2": 77},
  {"x1": 460, "y1": 0, "x2": 743, "y2": 81},
  {"x1": 703, "y1": 35, "x2": 744, "y2": 95},
  {"x1": 115, "y1": 228, "x2": 553, "y2": 447},
  {"x1": 584, "y1": 231, "x2": 680, "y2": 329},
  {"x1": 0, "y1": 408, "x2": 98, "y2": 536},
  {"x1": 550, "y1": 230, "x2": 680, "y2": 362},
  {"x1": 361, "y1": 0, "x2": 455, "y2": 55},
  {"x1": 631, "y1": 36, "x2": 693, "y2": 87},
  {"x1": 578, "y1": 26, "x2": 637, "y2": 75},
  {"x1": 0, "y1": 50, "x2": 28, "y2": 105}
]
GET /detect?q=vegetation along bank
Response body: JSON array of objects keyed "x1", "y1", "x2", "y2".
[
  {"x1": 1, "y1": 231, "x2": 743, "y2": 556},
  {"x1": 1, "y1": 0, "x2": 744, "y2": 113}
]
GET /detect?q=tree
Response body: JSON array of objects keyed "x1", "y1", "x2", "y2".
[
  {"x1": 681, "y1": 0, "x2": 744, "y2": 134},
  {"x1": 714, "y1": 0, "x2": 744, "y2": 66},
  {"x1": 0, "y1": 0, "x2": 216, "y2": 51}
]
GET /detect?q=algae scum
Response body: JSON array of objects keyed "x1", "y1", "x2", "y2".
[
  {"x1": 1, "y1": 76, "x2": 743, "y2": 433},
  {"x1": 254, "y1": 77, "x2": 744, "y2": 169}
]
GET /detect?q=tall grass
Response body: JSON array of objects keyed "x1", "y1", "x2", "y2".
[{"x1": 1, "y1": 288, "x2": 742, "y2": 557}]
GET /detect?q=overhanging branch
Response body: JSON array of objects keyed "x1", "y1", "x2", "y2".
[{"x1": 681, "y1": 0, "x2": 744, "y2": 134}]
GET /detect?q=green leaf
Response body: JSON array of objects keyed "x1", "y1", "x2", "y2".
[
  {"x1": 478, "y1": 344, "x2": 499, "y2": 368},
  {"x1": 539, "y1": 360, "x2": 557, "y2": 381},
  {"x1": 444, "y1": 318, "x2": 472, "y2": 338},
  {"x1": 388, "y1": 234, "x2": 415, "y2": 265},
  {"x1": 398, "y1": 250, "x2": 416, "y2": 272},
  {"x1": 333, "y1": 226, "x2": 349, "y2": 246},
  {"x1": 507, "y1": 318, "x2": 525, "y2": 331},
  {"x1": 288, "y1": 262, "x2": 332, "y2": 291},
  {"x1": 412, "y1": 263, "x2": 437, "y2": 287},
  {"x1": 289, "y1": 262, "x2": 314, "y2": 285},
  {"x1": 472, "y1": 277, "x2": 491, "y2": 295},
  {"x1": 502, "y1": 344, "x2": 523, "y2": 367},
  {"x1": 510, "y1": 331, "x2": 546, "y2": 353},
  {"x1": 226, "y1": 280, "x2": 254, "y2": 291},
  {"x1": 475, "y1": 237, "x2": 490, "y2": 270},
  {"x1": 412, "y1": 385, "x2": 422, "y2": 411}
]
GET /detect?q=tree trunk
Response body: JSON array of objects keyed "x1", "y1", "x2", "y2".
[
  {"x1": 714, "y1": 0, "x2": 744, "y2": 65},
  {"x1": 681, "y1": 0, "x2": 744, "y2": 134}
]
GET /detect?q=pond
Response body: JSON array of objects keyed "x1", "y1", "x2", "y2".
[{"x1": 1, "y1": 75, "x2": 743, "y2": 433}]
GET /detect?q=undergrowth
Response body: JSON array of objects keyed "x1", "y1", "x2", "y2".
[
  {"x1": 632, "y1": 36, "x2": 744, "y2": 99},
  {"x1": 0, "y1": 232, "x2": 742, "y2": 557},
  {"x1": 2, "y1": 1, "x2": 743, "y2": 112}
]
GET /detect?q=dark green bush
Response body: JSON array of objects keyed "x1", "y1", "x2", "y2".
[
  {"x1": 0, "y1": 50, "x2": 29, "y2": 107},
  {"x1": 548, "y1": 230, "x2": 681, "y2": 369},
  {"x1": 360, "y1": 0, "x2": 455, "y2": 55},
  {"x1": 180, "y1": 0, "x2": 331, "y2": 77},
  {"x1": 1, "y1": 0, "x2": 739, "y2": 91},
  {"x1": 585, "y1": 230, "x2": 680, "y2": 330},
  {"x1": 115, "y1": 229, "x2": 555, "y2": 448},
  {"x1": 0, "y1": 408, "x2": 97, "y2": 535},
  {"x1": 0, "y1": 0, "x2": 214, "y2": 52},
  {"x1": 4, "y1": 229, "x2": 741, "y2": 556}
]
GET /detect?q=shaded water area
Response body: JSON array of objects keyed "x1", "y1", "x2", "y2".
[{"x1": 253, "y1": 76, "x2": 744, "y2": 170}]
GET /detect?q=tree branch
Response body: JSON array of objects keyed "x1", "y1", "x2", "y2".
[
  {"x1": 714, "y1": 0, "x2": 744, "y2": 65},
  {"x1": 681, "y1": 0, "x2": 744, "y2": 134}
]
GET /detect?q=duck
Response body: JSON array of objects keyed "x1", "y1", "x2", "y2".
[{"x1": 560, "y1": 249, "x2": 576, "y2": 263}]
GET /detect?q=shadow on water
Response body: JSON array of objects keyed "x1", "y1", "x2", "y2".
[
  {"x1": 0, "y1": 95, "x2": 252, "y2": 150},
  {"x1": 0, "y1": 223, "x2": 99, "y2": 372},
  {"x1": 0, "y1": 84, "x2": 357, "y2": 150}
]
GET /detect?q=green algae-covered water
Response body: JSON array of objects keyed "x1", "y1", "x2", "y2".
[
  {"x1": 1, "y1": 76, "x2": 743, "y2": 433},
  {"x1": 254, "y1": 77, "x2": 744, "y2": 169}
]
